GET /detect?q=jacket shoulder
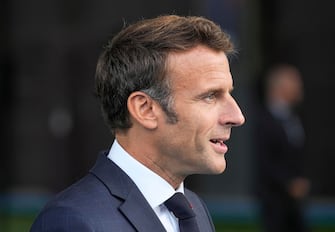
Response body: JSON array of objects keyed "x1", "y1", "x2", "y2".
[{"x1": 30, "y1": 173, "x2": 124, "y2": 231}]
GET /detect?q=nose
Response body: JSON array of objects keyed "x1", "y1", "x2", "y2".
[{"x1": 219, "y1": 95, "x2": 245, "y2": 127}]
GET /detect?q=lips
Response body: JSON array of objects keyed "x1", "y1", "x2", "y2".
[{"x1": 210, "y1": 138, "x2": 228, "y2": 154}]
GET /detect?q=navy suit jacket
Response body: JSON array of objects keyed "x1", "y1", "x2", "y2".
[{"x1": 30, "y1": 153, "x2": 216, "y2": 231}]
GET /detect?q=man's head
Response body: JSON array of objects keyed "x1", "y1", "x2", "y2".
[
  {"x1": 95, "y1": 15, "x2": 245, "y2": 186},
  {"x1": 95, "y1": 15, "x2": 235, "y2": 134},
  {"x1": 265, "y1": 64, "x2": 304, "y2": 107}
]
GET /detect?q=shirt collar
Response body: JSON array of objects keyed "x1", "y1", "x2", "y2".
[{"x1": 107, "y1": 140, "x2": 184, "y2": 209}]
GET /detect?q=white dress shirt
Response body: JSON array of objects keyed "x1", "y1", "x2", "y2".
[{"x1": 107, "y1": 140, "x2": 183, "y2": 232}]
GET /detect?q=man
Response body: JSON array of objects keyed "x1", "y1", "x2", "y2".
[
  {"x1": 30, "y1": 15, "x2": 245, "y2": 232},
  {"x1": 255, "y1": 64, "x2": 310, "y2": 232}
]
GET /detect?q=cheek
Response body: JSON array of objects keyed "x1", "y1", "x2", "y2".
[
  {"x1": 182, "y1": 119, "x2": 214, "y2": 152},
  {"x1": 174, "y1": 103, "x2": 218, "y2": 139},
  {"x1": 193, "y1": 110, "x2": 218, "y2": 131},
  {"x1": 182, "y1": 104, "x2": 213, "y2": 122}
]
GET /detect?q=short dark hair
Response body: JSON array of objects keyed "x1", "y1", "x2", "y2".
[{"x1": 95, "y1": 15, "x2": 235, "y2": 133}]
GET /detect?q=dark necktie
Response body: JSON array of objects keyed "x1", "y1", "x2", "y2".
[{"x1": 164, "y1": 192, "x2": 200, "y2": 232}]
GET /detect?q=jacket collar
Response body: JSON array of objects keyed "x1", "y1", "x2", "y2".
[{"x1": 89, "y1": 152, "x2": 166, "y2": 232}]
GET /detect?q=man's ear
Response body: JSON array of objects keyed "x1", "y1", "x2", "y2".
[{"x1": 127, "y1": 91, "x2": 158, "y2": 129}]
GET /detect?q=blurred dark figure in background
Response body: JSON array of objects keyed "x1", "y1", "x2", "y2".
[{"x1": 255, "y1": 64, "x2": 310, "y2": 232}]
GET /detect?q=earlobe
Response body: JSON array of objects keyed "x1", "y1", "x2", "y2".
[{"x1": 127, "y1": 92, "x2": 158, "y2": 129}]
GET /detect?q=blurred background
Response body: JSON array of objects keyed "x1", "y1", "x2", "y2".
[{"x1": 1, "y1": 0, "x2": 335, "y2": 231}]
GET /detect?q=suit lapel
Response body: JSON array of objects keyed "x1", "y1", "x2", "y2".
[
  {"x1": 90, "y1": 152, "x2": 166, "y2": 232},
  {"x1": 119, "y1": 186, "x2": 166, "y2": 232}
]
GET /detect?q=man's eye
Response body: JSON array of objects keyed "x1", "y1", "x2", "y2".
[{"x1": 204, "y1": 93, "x2": 216, "y2": 101}]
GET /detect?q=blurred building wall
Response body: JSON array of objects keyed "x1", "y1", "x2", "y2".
[{"x1": 256, "y1": 0, "x2": 335, "y2": 197}]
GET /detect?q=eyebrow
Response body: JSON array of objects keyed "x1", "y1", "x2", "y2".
[{"x1": 207, "y1": 86, "x2": 235, "y2": 94}]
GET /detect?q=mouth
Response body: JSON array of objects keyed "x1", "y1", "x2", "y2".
[
  {"x1": 210, "y1": 138, "x2": 225, "y2": 145},
  {"x1": 210, "y1": 138, "x2": 228, "y2": 154}
]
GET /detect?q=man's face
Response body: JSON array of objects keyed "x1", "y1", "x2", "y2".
[
  {"x1": 281, "y1": 71, "x2": 304, "y2": 106},
  {"x1": 155, "y1": 45, "x2": 245, "y2": 178}
]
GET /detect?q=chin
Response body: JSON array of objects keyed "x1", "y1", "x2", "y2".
[
  {"x1": 215, "y1": 166, "x2": 226, "y2": 174},
  {"x1": 213, "y1": 156, "x2": 227, "y2": 173},
  {"x1": 206, "y1": 162, "x2": 226, "y2": 175}
]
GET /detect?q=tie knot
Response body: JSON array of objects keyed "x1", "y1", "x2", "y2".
[{"x1": 164, "y1": 192, "x2": 195, "y2": 220}]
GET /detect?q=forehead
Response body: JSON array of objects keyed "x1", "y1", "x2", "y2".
[{"x1": 166, "y1": 45, "x2": 232, "y2": 90}]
